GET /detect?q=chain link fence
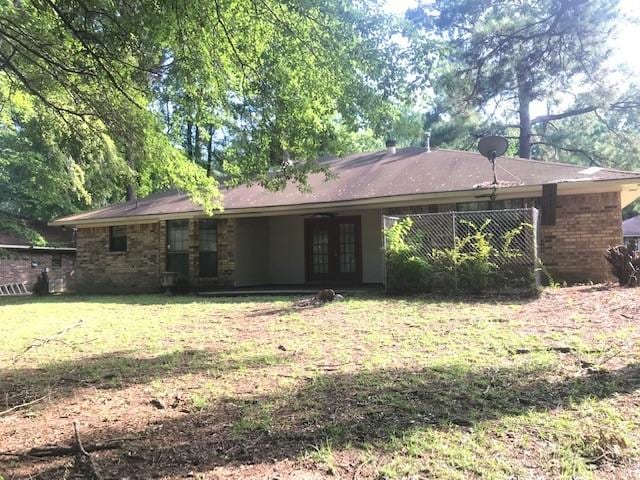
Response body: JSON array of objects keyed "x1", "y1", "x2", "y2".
[{"x1": 383, "y1": 208, "x2": 540, "y2": 294}]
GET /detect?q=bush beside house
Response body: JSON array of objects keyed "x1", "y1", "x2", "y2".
[
  {"x1": 605, "y1": 245, "x2": 640, "y2": 287},
  {"x1": 384, "y1": 217, "x2": 536, "y2": 295}
]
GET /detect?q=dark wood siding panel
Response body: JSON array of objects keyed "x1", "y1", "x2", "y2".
[{"x1": 541, "y1": 183, "x2": 558, "y2": 226}]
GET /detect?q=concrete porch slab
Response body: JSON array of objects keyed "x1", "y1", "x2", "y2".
[{"x1": 197, "y1": 285, "x2": 382, "y2": 297}]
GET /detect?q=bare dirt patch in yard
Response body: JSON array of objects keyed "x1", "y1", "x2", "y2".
[{"x1": 1, "y1": 287, "x2": 639, "y2": 479}]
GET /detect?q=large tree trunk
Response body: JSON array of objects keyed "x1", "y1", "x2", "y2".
[
  {"x1": 194, "y1": 125, "x2": 201, "y2": 163},
  {"x1": 185, "y1": 121, "x2": 193, "y2": 160},
  {"x1": 125, "y1": 184, "x2": 136, "y2": 202},
  {"x1": 206, "y1": 125, "x2": 214, "y2": 176},
  {"x1": 518, "y1": 82, "x2": 532, "y2": 159},
  {"x1": 124, "y1": 149, "x2": 136, "y2": 201}
]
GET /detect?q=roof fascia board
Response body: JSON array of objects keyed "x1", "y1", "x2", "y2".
[
  {"x1": 50, "y1": 210, "x2": 202, "y2": 227},
  {"x1": 0, "y1": 244, "x2": 76, "y2": 252}
]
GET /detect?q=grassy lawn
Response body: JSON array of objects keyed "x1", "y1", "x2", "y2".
[{"x1": 1, "y1": 287, "x2": 639, "y2": 479}]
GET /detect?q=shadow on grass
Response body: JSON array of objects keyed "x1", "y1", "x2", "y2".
[
  {"x1": 0, "y1": 349, "x2": 292, "y2": 405},
  {"x1": 0, "y1": 293, "x2": 300, "y2": 307},
  {"x1": 11, "y1": 360, "x2": 640, "y2": 479},
  {"x1": 0, "y1": 290, "x2": 539, "y2": 308}
]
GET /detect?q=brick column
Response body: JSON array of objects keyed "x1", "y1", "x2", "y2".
[
  {"x1": 189, "y1": 218, "x2": 198, "y2": 283},
  {"x1": 158, "y1": 220, "x2": 166, "y2": 278},
  {"x1": 540, "y1": 192, "x2": 622, "y2": 284},
  {"x1": 218, "y1": 218, "x2": 236, "y2": 285}
]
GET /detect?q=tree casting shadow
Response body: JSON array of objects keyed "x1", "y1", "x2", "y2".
[
  {"x1": 10, "y1": 360, "x2": 640, "y2": 479},
  {"x1": 1, "y1": 348, "x2": 292, "y2": 406}
]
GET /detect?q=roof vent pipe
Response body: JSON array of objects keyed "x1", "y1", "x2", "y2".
[
  {"x1": 424, "y1": 131, "x2": 431, "y2": 152},
  {"x1": 385, "y1": 139, "x2": 397, "y2": 155}
]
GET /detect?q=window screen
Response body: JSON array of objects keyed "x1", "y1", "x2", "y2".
[
  {"x1": 199, "y1": 219, "x2": 218, "y2": 277},
  {"x1": 456, "y1": 201, "x2": 490, "y2": 212},
  {"x1": 167, "y1": 219, "x2": 189, "y2": 252},
  {"x1": 166, "y1": 220, "x2": 189, "y2": 278},
  {"x1": 109, "y1": 226, "x2": 127, "y2": 252}
]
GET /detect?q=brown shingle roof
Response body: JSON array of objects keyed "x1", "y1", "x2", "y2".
[
  {"x1": 0, "y1": 216, "x2": 75, "y2": 246},
  {"x1": 52, "y1": 147, "x2": 640, "y2": 224}
]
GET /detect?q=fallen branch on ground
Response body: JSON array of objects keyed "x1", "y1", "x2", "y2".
[
  {"x1": 315, "y1": 362, "x2": 352, "y2": 370},
  {"x1": 295, "y1": 289, "x2": 344, "y2": 308},
  {"x1": 0, "y1": 435, "x2": 135, "y2": 459},
  {"x1": 72, "y1": 420, "x2": 103, "y2": 480},
  {"x1": 0, "y1": 393, "x2": 49, "y2": 417},
  {"x1": 512, "y1": 346, "x2": 576, "y2": 354},
  {"x1": 12, "y1": 319, "x2": 83, "y2": 364},
  {"x1": 353, "y1": 460, "x2": 366, "y2": 480},
  {"x1": 224, "y1": 433, "x2": 266, "y2": 456},
  {"x1": 595, "y1": 347, "x2": 625, "y2": 366}
]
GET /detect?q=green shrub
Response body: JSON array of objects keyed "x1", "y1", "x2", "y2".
[
  {"x1": 384, "y1": 217, "x2": 415, "y2": 257},
  {"x1": 426, "y1": 219, "x2": 498, "y2": 293},
  {"x1": 428, "y1": 247, "x2": 459, "y2": 291},
  {"x1": 385, "y1": 216, "x2": 535, "y2": 294},
  {"x1": 386, "y1": 254, "x2": 433, "y2": 294},
  {"x1": 0, "y1": 248, "x2": 17, "y2": 260},
  {"x1": 384, "y1": 218, "x2": 433, "y2": 294},
  {"x1": 455, "y1": 220, "x2": 497, "y2": 292}
]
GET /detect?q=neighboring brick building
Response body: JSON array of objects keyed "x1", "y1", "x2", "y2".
[
  {"x1": 51, "y1": 148, "x2": 640, "y2": 291},
  {"x1": 0, "y1": 219, "x2": 76, "y2": 293},
  {"x1": 0, "y1": 246, "x2": 76, "y2": 293}
]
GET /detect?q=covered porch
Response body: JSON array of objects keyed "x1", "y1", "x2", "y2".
[{"x1": 231, "y1": 209, "x2": 385, "y2": 288}]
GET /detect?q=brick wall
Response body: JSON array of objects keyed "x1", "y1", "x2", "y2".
[
  {"x1": 76, "y1": 223, "x2": 161, "y2": 293},
  {"x1": 0, "y1": 249, "x2": 75, "y2": 292},
  {"x1": 539, "y1": 192, "x2": 622, "y2": 284},
  {"x1": 218, "y1": 219, "x2": 236, "y2": 280},
  {"x1": 75, "y1": 218, "x2": 236, "y2": 293}
]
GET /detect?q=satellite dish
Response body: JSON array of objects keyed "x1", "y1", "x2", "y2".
[
  {"x1": 478, "y1": 136, "x2": 508, "y2": 160},
  {"x1": 477, "y1": 136, "x2": 508, "y2": 201}
]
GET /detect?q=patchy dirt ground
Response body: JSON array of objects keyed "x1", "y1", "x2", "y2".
[{"x1": 1, "y1": 286, "x2": 639, "y2": 479}]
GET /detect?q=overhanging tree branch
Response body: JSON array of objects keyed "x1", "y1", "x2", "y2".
[
  {"x1": 531, "y1": 141, "x2": 602, "y2": 166},
  {"x1": 0, "y1": 50, "x2": 97, "y2": 119},
  {"x1": 530, "y1": 105, "x2": 598, "y2": 124},
  {"x1": 42, "y1": 0, "x2": 145, "y2": 110}
]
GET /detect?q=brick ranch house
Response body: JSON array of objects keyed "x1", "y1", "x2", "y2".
[{"x1": 50, "y1": 147, "x2": 640, "y2": 293}]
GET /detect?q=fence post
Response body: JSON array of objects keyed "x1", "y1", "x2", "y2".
[
  {"x1": 532, "y1": 207, "x2": 541, "y2": 290},
  {"x1": 382, "y1": 215, "x2": 388, "y2": 293},
  {"x1": 452, "y1": 211, "x2": 458, "y2": 291}
]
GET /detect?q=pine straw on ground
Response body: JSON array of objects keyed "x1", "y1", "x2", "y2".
[{"x1": 1, "y1": 286, "x2": 639, "y2": 479}]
